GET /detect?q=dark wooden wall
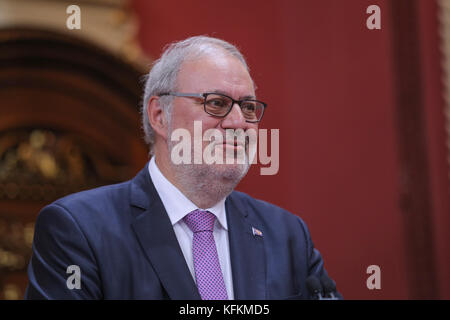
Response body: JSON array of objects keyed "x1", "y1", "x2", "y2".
[{"x1": 0, "y1": 28, "x2": 148, "y2": 299}]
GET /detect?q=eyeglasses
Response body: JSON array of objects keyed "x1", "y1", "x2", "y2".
[{"x1": 158, "y1": 92, "x2": 267, "y2": 123}]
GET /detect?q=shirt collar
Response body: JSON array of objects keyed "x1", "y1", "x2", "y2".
[{"x1": 148, "y1": 157, "x2": 228, "y2": 230}]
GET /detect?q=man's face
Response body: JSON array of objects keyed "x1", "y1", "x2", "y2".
[{"x1": 167, "y1": 52, "x2": 258, "y2": 183}]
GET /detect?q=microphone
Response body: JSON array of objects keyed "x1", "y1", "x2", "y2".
[
  {"x1": 320, "y1": 274, "x2": 339, "y2": 300},
  {"x1": 306, "y1": 276, "x2": 324, "y2": 300},
  {"x1": 306, "y1": 275, "x2": 340, "y2": 300}
]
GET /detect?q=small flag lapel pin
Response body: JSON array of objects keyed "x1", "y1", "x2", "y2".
[{"x1": 252, "y1": 227, "x2": 263, "y2": 237}]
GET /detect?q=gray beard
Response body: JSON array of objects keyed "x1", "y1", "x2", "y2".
[{"x1": 167, "y1": 138, "x2": 250, "y2": 208}]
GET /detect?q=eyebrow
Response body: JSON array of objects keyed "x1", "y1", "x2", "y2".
[{"x1": 209, "y1": 89, "x2": 256, "y2": 100}]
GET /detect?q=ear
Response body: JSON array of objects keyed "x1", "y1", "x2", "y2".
[{"x1": 147, "y1": 96, "x2": 169, "y2": 141}]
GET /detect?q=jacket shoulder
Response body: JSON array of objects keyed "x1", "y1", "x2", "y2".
[
  {"x1": 54, "y1": 181, "x2": 130, "y2": 208},
  {"x1": 41, "y1": 180, "x2": 132, "y2": 227}
]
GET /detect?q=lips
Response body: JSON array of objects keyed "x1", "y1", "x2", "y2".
[
  {"x1": 208, "y1": 138, "x2": 245, "y2": 148},
  {"x1": 222, "y1": 142, "x2": 245, "y2": 148}
]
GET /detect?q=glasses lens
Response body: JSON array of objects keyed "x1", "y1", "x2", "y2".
[
  {"x1": 204, "y1": 94, "x2": 265, "y2": 122},
  {"x1": 241, "y1": 101, "x2": 264, "y2": 122},
  {"x1": 204, "y1": 94, "x2": 232, "y2": 116}
]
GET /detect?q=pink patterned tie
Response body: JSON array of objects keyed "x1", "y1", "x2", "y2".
[{"x1": 183, "y1": 209, "x2": 228, "y2": 300}]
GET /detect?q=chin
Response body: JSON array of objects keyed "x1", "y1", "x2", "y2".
[{"x1": 212, "y1": 162, "x2": 250, "y2": 182}]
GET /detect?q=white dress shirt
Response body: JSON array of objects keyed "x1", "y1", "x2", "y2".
[{"x1": 148, "y1": 156, "x2": 234, "y2": 299}]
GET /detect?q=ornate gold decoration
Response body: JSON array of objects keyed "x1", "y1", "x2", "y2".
[
  {"x1": 0, "y1": 129, "x2": 134, "y2": 201},
  {"x1": 0, "y1": 218, "x2": 33, "y2": 271},
  {"x1": 3, "y1": 283, "x2": 21, "y2": 300}
]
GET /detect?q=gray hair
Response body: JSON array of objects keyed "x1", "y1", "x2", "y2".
[{"x1": 141, "y1": 35, "x2": 251, "y2": 155}]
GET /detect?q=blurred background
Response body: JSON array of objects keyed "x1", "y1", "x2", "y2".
[{"x1": 0, "y1": 0, "x2": 448, "y2": 300}]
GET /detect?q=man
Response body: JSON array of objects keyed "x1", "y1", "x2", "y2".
[{"x1": 25, "y1": 36, "x2": 338, "y2": 299}]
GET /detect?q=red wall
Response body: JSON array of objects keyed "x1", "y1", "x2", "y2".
[{"x1": 132, "y1": 0, "x2": 449, "y2": 299}]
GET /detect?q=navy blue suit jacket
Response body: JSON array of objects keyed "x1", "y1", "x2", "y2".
[{"x1": 25, "y1": 164, "x2": 332, "y2": 299}]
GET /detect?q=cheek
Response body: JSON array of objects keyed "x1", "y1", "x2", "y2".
[
  {"x1": 169, "y1": 105, "x2": 195, "y2": 129},
  {"x1": 170, "y1": 106, "x2": 221, "y2": 138}
]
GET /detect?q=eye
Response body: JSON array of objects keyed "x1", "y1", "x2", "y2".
[
  {"x1": 242, "y1": 102, "x2": 256, "y2": 112},
  {"x1": 206, "y1": 98, "x2": 228, "y2": 108}
]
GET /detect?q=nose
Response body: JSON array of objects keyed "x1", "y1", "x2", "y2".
[{"x1": 220, "y1": 102, "x2": 248, "y2": 130}]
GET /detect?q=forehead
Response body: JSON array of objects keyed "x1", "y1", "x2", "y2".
[{"x1": 176, "y1": 53, "x2": 255, "y2": 97}]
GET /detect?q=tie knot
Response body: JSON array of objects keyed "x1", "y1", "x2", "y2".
[{"x1": 183, "y1": 209, "x2": 216, "y2": 233}]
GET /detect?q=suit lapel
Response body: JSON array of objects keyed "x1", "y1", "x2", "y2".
[
  {"x1": 226, "y1": 195, "x2": 266, "y2": 299},
  {"x1": 128, "y1": 165, "x2": 266, "y2": 300},
  {"x1": 129, "y1": 165, "x2": 200, "y2": 300}
]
